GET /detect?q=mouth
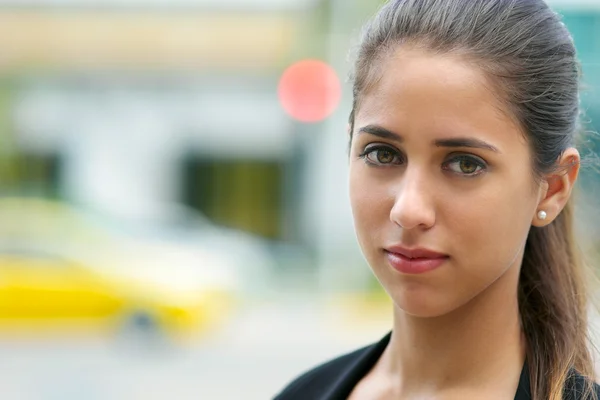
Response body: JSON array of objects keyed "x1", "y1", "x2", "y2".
[{"x1": 383, "y1": 246, "x2": 449, "y2": 274}]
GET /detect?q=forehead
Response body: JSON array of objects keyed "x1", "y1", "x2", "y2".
[{"x1": 355, "y1": 47, "x2": 526, "y2": 148}]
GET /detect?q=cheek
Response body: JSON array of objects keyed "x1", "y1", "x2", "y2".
[
  {"x1": 349, "y1": 165, "x2": 391, "y2": 250},
  {"x1": 445, "y1": 178, "x2": 535, "y2": 272}
]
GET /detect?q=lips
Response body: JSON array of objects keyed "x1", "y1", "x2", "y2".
[
  {"x1": 384, "y1": 245, "x2": 449, "y2": 274},
  {"x1": 385, "y1": 245, "x2": 448, "y2": 259}
]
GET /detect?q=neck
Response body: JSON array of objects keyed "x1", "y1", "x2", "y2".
[{"x1": 382, "y1": 263, "x2": 526, "y2": 397}]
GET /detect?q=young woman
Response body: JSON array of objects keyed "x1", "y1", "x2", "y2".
[{"x1": 275, "y1": 0, "x2": 600, "y2": 399}]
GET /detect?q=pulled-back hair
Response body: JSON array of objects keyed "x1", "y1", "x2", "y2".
[{"x1": 348, "y1": 1, "x2": 595, "y2": 399}]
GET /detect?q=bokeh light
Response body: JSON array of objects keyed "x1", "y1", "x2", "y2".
[{"x1": 278, "y1": 59, "x2": 342, "y2": 123}]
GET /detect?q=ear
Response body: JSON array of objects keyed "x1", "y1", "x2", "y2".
[{"x1": 532, "y1": 147, "x2": 580, "y2": 227}]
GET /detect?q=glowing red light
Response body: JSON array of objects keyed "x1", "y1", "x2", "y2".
[{"x1": 278, "y1": 59, "x2": 342, "y2": 123}]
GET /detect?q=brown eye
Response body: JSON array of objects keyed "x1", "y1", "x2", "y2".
[
  {"x1": 459, "y1": 159, "x2": 477, "y2": 174},
  {"x1": 360, "y1": 145, "x2": 403, "y2": 166},
  {"x1": 443, "y1": 155, "x2": 486, "y2": 177},
  {"x1": 376, "y1": 149, "x2": 396, "y2": 164}
]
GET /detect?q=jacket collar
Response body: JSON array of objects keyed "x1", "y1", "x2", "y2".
[{"x1": 325, "y1": 332, "x2": 532, "y2": 400}]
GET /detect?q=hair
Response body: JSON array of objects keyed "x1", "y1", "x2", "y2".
[{"x1": 348, "y1": 1, "x2": 596, "y2": 399}]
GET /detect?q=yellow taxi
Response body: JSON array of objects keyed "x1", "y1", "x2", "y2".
[{"x1": 0, "y1": 197, "x2": 237, "y2": 341}]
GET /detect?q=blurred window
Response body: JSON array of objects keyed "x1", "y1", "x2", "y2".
[
  {"x1": 181, "y1": 156, "x2": 284, "y2": 240},
  {"x1": 0, "y1": 152, "x2": 62, "y2": 198}
]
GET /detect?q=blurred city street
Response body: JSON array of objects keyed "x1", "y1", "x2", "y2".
[{"x1": 0, "y1": 293, "x2": 391, "y2": 400}]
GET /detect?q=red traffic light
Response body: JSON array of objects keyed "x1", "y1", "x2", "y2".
[{"x1": 278, "y1": 59, "x2": 342, "y2": 123}]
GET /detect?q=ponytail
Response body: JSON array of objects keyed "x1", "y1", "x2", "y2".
[{"x1": 519, "y1": 200, "x2": 596, "y2": 399}]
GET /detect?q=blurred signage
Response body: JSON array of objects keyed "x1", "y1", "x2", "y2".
[
  {"x1": 0, "y1": 0, "x2": 320, "y2": 10},
  {"x1": 0, "y1": 11, "x2": 298, "y2": 71}
]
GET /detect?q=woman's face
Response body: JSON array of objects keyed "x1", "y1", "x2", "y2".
[{"x1": 349, "y1": 47, "x2": 543, "y2": 317}]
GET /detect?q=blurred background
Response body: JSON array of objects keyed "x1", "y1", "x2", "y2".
[{"x1": 0, "y1": 0, "x2": 598, "y2": 399}]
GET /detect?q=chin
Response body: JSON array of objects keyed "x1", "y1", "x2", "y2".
[
  {"x1": 394, "y1": 302, "x2": 453, "y2": 318},
  {"x1": 387, "y1": 288, "x2": 459, "y2": 318}
]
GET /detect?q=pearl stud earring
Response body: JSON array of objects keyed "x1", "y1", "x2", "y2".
[{"x1": 537, "y1": 210, "x2": 547, "y2": 220}]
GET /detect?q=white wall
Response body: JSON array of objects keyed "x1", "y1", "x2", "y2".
[{"x1": 13, "y1": 81, "x2": 293, "y2": 220}]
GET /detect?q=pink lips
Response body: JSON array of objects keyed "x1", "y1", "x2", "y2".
[{"x1": 384, "y1": 245, "x2": 449, "y2": 274}]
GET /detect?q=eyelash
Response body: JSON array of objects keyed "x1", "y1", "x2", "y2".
[
  {"x1": 358, "y1": 144, "x2": 488, "y2": 177},
  {"x1": 442, "y1": 155, "x2": 487, "y2": 177},
  {"x1": 358, "y1": 145, "x2": 405, "y2": 166}
]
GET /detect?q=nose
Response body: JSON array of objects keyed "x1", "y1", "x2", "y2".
[{"x1": 389, "y1": 169, "x2": 436, "y2": 230}]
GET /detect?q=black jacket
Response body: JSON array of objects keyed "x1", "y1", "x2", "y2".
[{"x1": 274, "y1": 332, "x2": 599, "y2": 400}]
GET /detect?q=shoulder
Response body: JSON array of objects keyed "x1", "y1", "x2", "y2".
[
  {"x1": 273, "y1": 344, "x2": 373, "y2": 400},
  {"x1": 273, "y1": 333, "x2": 391, "y2": 400},
  {"x1": 563, "y1": 370, "x2": 600, "y2": 400}
]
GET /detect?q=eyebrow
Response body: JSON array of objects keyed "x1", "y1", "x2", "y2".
[
  {"x1": 357, "y1": 124, "x2": 500, "y2": 153},
  {"x1": 357, "y1": 125, "x2": 402, "y2": 142},
  {"x1": 434, "y1": 138, "x2": 500, "y2": 153}
]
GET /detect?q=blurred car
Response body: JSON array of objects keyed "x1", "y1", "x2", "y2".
[
  {"x1": 107, "y1": 201, "x2": 282, "y2": 295},
  {"x1": 0, "y1": 197, "x2": 238, "y2": 340}
]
